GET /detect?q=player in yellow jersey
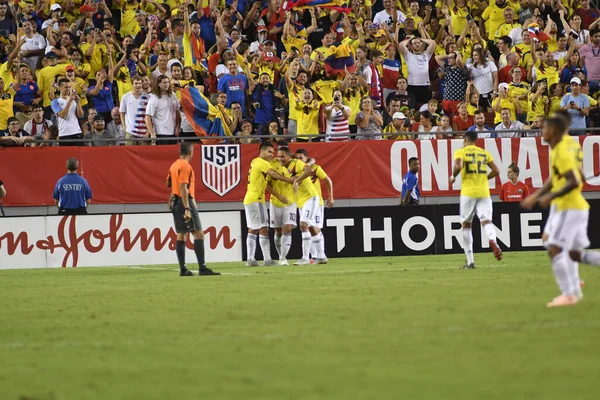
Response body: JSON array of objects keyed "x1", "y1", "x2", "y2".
[
  {"x1": 450, "y1": 131, "x2": 501, "y2": 269},
  {"x1": 277, "y1": 146, "x2": 323, "y2": 265},
  {"x1": 295, "y1": 149, "x2": 334, "y2": 264},
  {"x1": 521, "y1": 114, "x2": 600, "y2": 307},
  {"x1": 267, "y1": 153, "x2": 296, "y2": 266},
  {"x1": 244, "y1": 142, "x2": 295, "y2": 267}
]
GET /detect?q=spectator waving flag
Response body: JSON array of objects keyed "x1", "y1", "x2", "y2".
[
  {"x1": 283, "y1": 0, "x2": 350, "y2": 12},
  {"x1": 323, "y1": 44, "x2": 356, "y2": 77},
  {"x1": 180, "y1": 86, "x2": 231, "y2": 144}
]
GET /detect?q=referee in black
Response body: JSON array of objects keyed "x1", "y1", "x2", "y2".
[{"x1": 52, "y1": 157, "x2": 92, "y2": 215}]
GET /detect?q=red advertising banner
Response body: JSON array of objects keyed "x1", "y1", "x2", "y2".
[{"x1": 1, "y1": 137, "x2": 599, "y2": 207}]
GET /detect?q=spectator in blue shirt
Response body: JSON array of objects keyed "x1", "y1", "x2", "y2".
[
  {"x1": 218, "y1": 59, "x2": 249, "y2": 116},
  {"x1": 467, "y1": 110, "x2": 497, "y2": 138},
  {"x1": 88, "y1": 55, "x2": 116, "y2": 123},
  {"x1": 252, "y1": 73, "x2": 281, "y2": 136},
  {"x1": 401, "y1": 157, "x2": 420, "y2": 206},
  {"x1": 53, "y1": 158, "x2": 92, "y2": 216},
  {"x1": 560, "y1": 77, "x2": 590, "y2": 133}
]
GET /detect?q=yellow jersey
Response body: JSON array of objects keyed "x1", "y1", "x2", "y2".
[
  {"x1": 508, "y1": 82, "x2": 530, "y2": 114},
  {"x1": 286, "y1": 159, "x2": 318, "y2": 208},
  {"x1": 295, "y1": 100, "x2": 320, "y2": 139},
  {"x1": 0, "y1": 87, "x2": 15, "y2": 129},
  {"x1": 344, "y1": 87, "x2": 367, "y2": 125},
  {"x1": 492, "y1": 97, "x2": 518, "y2": 123},
  {"x1": 550, "y1": 135, "x2": 589, "y2": 211},
  {"x1": 534, "y1": 59, "x2": 561, "y2": 88},
  {"x1": 282, "y1": 36, "x2": 308, "y2": 54},
  {"x1": 268, "y1": 159, "x2": 294, "y2": 208},
  {"x1": 79, "y1": 42, "x2": 107, "y2": 79},
  {"x1": 512, "y1": 43, "x2": 532, "y2": 68},
  {"x1": 287, "y1": 82, "x2": 303, "y2": 121},
  {"x1": 243, "y1": 157, "x2": 273, "y2": 205},
  {"x1": 454, "y1": 145, "x2": 494, "y2": 198},
  {"x1": 0, "y1": 62, "x2": 14, "y2": 87},
  {"x1": 310, "y1": 164, "x2": 328, "y2": 206},
  {"x1": 312, "y1": 79, "x2": 340, "y2": 103},
  {"x1": 527, "y1": 92, "x2": 548, "y2": 122},
  {"x1": 37, "y1": 64, "x2": 67, "y2": 107}
]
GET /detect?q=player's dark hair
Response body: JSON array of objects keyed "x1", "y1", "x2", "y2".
[
  {"x1": 295, "y1": 149, "x2": 308, "y2": 157},
  {"x1": 546, "y1": 114, "x2": 569, "y2": 134},
  {"x1": 180, "y1": 142, "x2": 193, "y2": 156},
  {"x1": 508, "y1": 162, "x2": 520, "y2": 175},
  {"x1": 66, "y1": 157, "x2": 79, "y2": 172},
  {"x1": 555, "y1": 110, "x2": 572, "y2": 125},
  {"x1": 278, "y1": 146, "x2": 291, "y2": 155},
  {"x1": 408, "y1": 157, "x2": 419, "y2": 166},
  {"x1": 465, "y1": 130, "x2": 478, "y2": 142},
  {"x1": 260, "y1": 142, "x2": 274, "y2": 151}
]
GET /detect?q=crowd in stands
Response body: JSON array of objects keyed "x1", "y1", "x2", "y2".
[{"x1": 0, "y1": 0, "x2": 600, "y2": 147}]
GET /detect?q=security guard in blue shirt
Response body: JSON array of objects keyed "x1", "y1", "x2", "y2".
[{"x1": 53, "y1": 158, "x2": 92, "y2": 215}]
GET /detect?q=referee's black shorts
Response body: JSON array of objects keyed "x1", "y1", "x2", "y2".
[
  {"x1": 58, "y1": 207, "x2": 88, "y2": 215},
  {"x1": 172, "y1": 195, "x2": 202, "y2": 233}
]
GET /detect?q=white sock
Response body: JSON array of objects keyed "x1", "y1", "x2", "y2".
[
  {"x1": 259, "y1": 235, "x2": 272, "y2": 262},
  {"x1": 581, "y1": 250, "x2": 600, "y2": 266},
  {"x1": 311, "y1": 235, "x2": 323, "y2": 259},
  {"x1": 551, "y1": 252, "x2": 572, "y2": 296},
  {"x1": 566, "y1": 254, "x2": 582, "y2": 298},
  {"x1": 301, "y1": 231, "x2": 311, "y2": 260},
  {"x1": 247, "y1": 233, "x2": 257, "y2": 261},
  {"x1": 462, "y1": 228, "x2": 474, "y2": 265},
  {"x1": 281, "y1": 233, "x2": 292, "y2": 259},
  {"x1": 483, "y1": 223, "x2": 497, "y2": 242},
  {"x1": 274, "y1": 233, "x2": 282, "y2": 258},
  {"x1": 310, "y1": 241, "x2": 317, "y2": 259},
  {"x1": 319, "y1": 232, "x2": 326, "y2": 256}
]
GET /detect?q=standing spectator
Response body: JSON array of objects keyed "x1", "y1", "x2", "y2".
[
  {"x1": 499, "y1": 163, "x2": 530, "y2": 202},
  {"x1": 467, "y1": 47, "x2": 498, "y2": 112},
  {"x1": 363, "y1": 49, "x2": 384, "y2": 109},
  {"x1": 385, "y1": 76, "x2": 416, "y2": 109},
  {"x1": 20, "y1": 20, "x2": 46, "y2": 74},
  {"x1": 145, "y1": 75, "x2": 180, "y2": 145},
  {"x1": 401, "y1": 157, "x2": 420, "y2": 206},
  {"x1": 0, "y1": 3, "x2": 16, "y2": 37},
  {"x1": 508, "y1": 67, "x2": 530, "y2": 123},
  {"x1": 578, "y1": 28, "x2": 600, "y2": 89},
  {"x1": 495, "y1": 108, "x2": 529, "y2": 137},
  {"x1": 88, "y1": 55, "x2": 116, "y2": 122},
  {"x1": 340, "y1": 72, "x2": 369, "y2": 135},
  {"x1": 324, "y1": 90, "x2": 351, "y2": 142},
  {"x1": 560, "y1": 77, "x2": 590, "y2": 133},
  {"x1": 37, "y1": 52, "x2": 67, "y2": 120},
  {"x1": 373, "y1": 0, "x2": 406, "y2": 28},
  {"x1": 24, "y1": 105, "x2": 52, "y2": 138},
  {"x1": 383, "y1": 98, "x2": 401, "y2": 127},
  {"x1": 12, "y1": 64, "x2": 41, "y2": 127},
  {"x1": 120, "y1": 75, "x2": 150, "y2": 144},
  {"x1": 84, "y1": 115, "x2": 116, "y2": 146},
  {"x1": 0, "y1": 77, "x2": 15, "y2": 130},
  {"x1": 218, "y1": 59, "x2": 249, "y2": 116},
  {"x1": 355, "y1": 98, "x2": 383, "y2": 140},
  {"x1": 467, "y1": 110, "x2": 496, "y2": 138},
  {"x1": 52, "y1": 157, "x2": 92, "y2": 216},
  {"x1": 575, "y1": 0, "x2": 600, "y2": 30},
  {"x1": 51, "y1": 78, "x2": 84, "y2": 146},
  {"x1": 294, "y1": 89, "x2": 321, "y2": 142},
  {"x1": 0, "y1": 117, "x2": 32, "y2": 147},
  {"x1": 492, "y1": 82, "x2": 523, "y2": 124},
  {"x1": 435, "y1": 51, "x2": 468, "y2": 116},
  {"x1": 498, "y1": 53, "x2": 525, "y2": 83},
  {"x1": 251, "y1": 73, "x2": 278, "y2": 136},
  {"x1": 398, "y1": 25, "x2": 436, "y2": 106}
]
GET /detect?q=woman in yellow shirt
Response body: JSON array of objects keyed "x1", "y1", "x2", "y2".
[
  {"x1": 548, "y1": 83, "x2": 564, "y2": 115},
  {"x1": 507, "y1": 67, "x2": 530, "y2": 123},
  {"x1": 527, "y1": 80, "x2": 549, "y2": 122},
  {"x1": 492, "y1": 82, "x2": 523, "y2": 123},
  {"x1": 294, "y1": 88, "x2": 321, "y2": 142}
]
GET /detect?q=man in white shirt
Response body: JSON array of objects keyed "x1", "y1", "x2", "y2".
[
  {"x1": 20, "y1": 19, "x2": 46, "y2": 74},
  {"x1": 145, "y1": 75, "x2": 180, "y2": 145},
  {"x1": 495, "y1": 108, "x2": 529, "y2": 137},
  {"x1": 24, "y1": 105, "x2": 52, "y2": 138},
  {"x1": 398, "y1": 25, "x2": 436, "y2": 105},
  {"x1": 373, "y1": 0, "x2": 406, "y2": 28},
  {"x1": 120, "y1": 75, "x2": 150, "y2": 145},
  {"x1": 51, "y1": 78, "x2": 84, "y2": 146}
]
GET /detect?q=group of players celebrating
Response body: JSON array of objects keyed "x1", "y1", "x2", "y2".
[
  {"x1": 243, "y1": 142, "x2": 334, "y2": 266},
  {"x1": 456, "y1": 113, "x2": 600, "y2": 307}
]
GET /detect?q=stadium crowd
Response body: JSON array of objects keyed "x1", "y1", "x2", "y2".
[{"x1": 0, "y1": 0, "x2": 600, "y2": 147}]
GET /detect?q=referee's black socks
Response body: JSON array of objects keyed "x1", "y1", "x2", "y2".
[
  {"x1": 176, "y1": 240, "x2": 187, "y2": 271},
  {"x1": 194, "y1": 239, "x2": 206, "y2": 270}
]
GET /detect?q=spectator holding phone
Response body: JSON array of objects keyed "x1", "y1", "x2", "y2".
[
  {"x1": 560, "y1": 77, "x2": 590, "y2": 132},
  {"x1": 324, "y1": 90, "x2": 351, "y2": 142}
]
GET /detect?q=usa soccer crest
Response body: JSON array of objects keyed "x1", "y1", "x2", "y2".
[{"x1": 201, "y1": 145, "x2": 241, "y2": 197}]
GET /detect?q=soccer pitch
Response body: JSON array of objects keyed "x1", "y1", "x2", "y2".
[{"x1": 1, "y1": 251, "x2": 599, "y2": 400}]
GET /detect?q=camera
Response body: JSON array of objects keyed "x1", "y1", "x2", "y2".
[{"x1": 334, "y1": 95, "x2": 341, "y2": 102}]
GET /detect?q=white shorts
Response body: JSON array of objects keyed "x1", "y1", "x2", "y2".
[
  {"x1": 299, "y1": 196, "x2": 320, "y2": 226},
  {"x1": 460, "y1": 196, "x2": 493, "y2": 223},
  {"x1": 245, "y1": 202, "x2": 269, "y2": 230},
  {"x1": 269, "y1": 202, "x2": 298, "y2": 228},
  {"x1": 313, "y1": 205, "x2": 325, "y2": 229},
  {"x1": 544, "y1": 208, "x2": 590, "y2": 250}
]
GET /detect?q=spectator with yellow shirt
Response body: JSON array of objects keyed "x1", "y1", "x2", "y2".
[
  {"x1": 294, "y1": 88, "x2": 320, "y2": 142},
  {"x1": 340, "y1": 71, "x2": 367, "y2": 135},
  {"x1": 80, "y1": 28, "x2": 108, "y2": 82},
  {"x1": 492, "y1": 82, "x2": 523, "y2": 123},
  {"x1": 527, "y1": 79, "x2": 549, "y2": 122},
  {"x1": 37, "y1": 51, "x2": 67, "y2": 119}
]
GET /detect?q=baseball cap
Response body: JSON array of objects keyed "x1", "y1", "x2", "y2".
[
  {"x1": 46, "y1": 51, "x2": 58, "y2": 59},
  {"x1": 257, "y1": 25, "x2": 267, "y2": 32},
  {"x1": 264, "y1": 51, "x2": 275, "y2": 61},
  {"x1": 373, "y1": 29, "x2": 387, "y2": 38},
  {"x1": 50, "y1": 4, "x2": 61, "y2": 11},
  {"x1": 393, "y1": 112, "x2": 407, "y2": 120},
  {"x1": 93, "y1": 115, "x2": 105, "y2": 122},
  {"x1": 65, "y1": 64, "x2": 75, "y2": 72},
  {"x1": 498, "y1": 82, "x2": 509, "y2": 90},
  {"x1": 570, "y1": 77, "x2": 582, "y2": 85}
]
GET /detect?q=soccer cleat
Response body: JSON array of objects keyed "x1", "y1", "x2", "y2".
[
  {"x1": 279, "y1": 259, "x2": 289, "y2": 266},
  {"x1": 263, "y1": 259, "x2": 276, "y2": 266},
  {"x1": 490, "y1": 240, "x2": 503, "y2": 261},
  {"x1": 462, "y1": 263, "x2": 476, "y2": 269},
  {"x1": 580, "y1": 280, "x2": 586, "y2": 289},
  {"x1": 294, "y1": 258, "x2": 311, "y2": 266},
  {"x1": 317, "y1": 257, "x2": 328, "y2": 264},
  {"x1": 246, "y1": 260, "x2": 259, "y2": 267},
  {"x1": 179, "y1": 269, "x2": 194, "y2": 276},
  {"x1": 198, "y1": 267, "x2": 221, "y2": 276},
  {"x1": 546, "y1": 295, "x2": 580, "y2": 308}
]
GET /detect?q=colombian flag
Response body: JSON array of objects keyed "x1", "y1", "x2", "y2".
[
  {"x1": 180, "y1": 87, "x2": 231, "y2": 144},
  {"x1": 323, "y1": 44, "x2": 356, "y2": 77},
  {"x1": 283, "y1": 0, "x2": 350, "y2": 12}
]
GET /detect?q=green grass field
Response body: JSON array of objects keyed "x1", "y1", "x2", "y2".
[{"x1": 1, "y1": 251, "x2": 600, "y2": 400}]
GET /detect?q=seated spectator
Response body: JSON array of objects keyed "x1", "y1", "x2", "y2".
[
  {"x1": 493, "y1": 82, "x2": 523, "y2": 124},
  {"x1": 438, "y1": 115, "x2": 453, "y2": 137},
  {"x1": 84, "y1": 115, "x2": 116, "y2": 147},
  {"x1": 495, "y1": 108, "x2": 529, "y2": 138},
  {"x1": 467, "y1": 109, "x2": 496, "y2": 138},
  {"x1": 0, "y1": 117, "x2": 33, "y2": 147},
  {"x1": 236, "y1": 119, "x2": 257, "y2": 144},
  {"x1": 499, "y1": 163, "x2": 530, "y2": 202},
  {"x1": 452, "y1": 102, "x2": 473, "y2": 135},
  {"x1": 24, "y1": 106, "x2": 52, "y2": 138},
  {"x1": 417, "y1": 111, "x2": 439, "y2": 140},
  {"x1": 384, "y1": 112, "x2": 414, "y2": 140},
  {"x1": 385, "y1": 76, "x2": 416, "y2": 110}
]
